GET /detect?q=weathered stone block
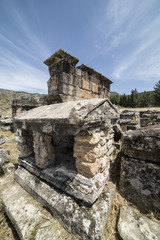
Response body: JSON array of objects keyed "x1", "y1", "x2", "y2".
[
  {"x1": 120, "y1": 157, "x2": 160, "y2": 217},
  {"x1": 76, "y1": 157, "x2": 110, "y2": 177},
  {"x1": 15, "y1": 167, "x2": 115, "y2": 240},
  {"x1": 33, "y1": 131, "x2": 55, "y2": 169},
  {"x1": 122, "y1": 125, "x2": 160, "y2": 163}
]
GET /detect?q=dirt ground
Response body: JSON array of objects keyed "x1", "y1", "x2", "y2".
[{"x1": 119, "y1": 107, "x2": 160, "y2": 112}]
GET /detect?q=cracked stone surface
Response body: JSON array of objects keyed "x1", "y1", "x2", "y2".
[{"x1": 118, "y1": 206, "x2": 160, "y2": 240}]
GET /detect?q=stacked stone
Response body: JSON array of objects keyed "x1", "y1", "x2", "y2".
[
  {"x1": 0, "y1": 117, "x2": 13, "y2": 131},
  {"x1": 120, "y1": 125, "x2": 160, "y2": 218},
  {"x1": 140, "y1": 110, "x2": 160, "y2": 127},
  {"x1": 16, "y1": 129, "x2": 34, "y2": 159},
  {"x1": 74, "y1": 129, "x2": 114, "y2": 177},
  {"x1": 33, "y1": 131, "x2": 55, "y2": 169}
]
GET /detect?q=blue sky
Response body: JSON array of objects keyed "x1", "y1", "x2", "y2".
[{"x1": 0, "y1": 0, "x2": 160, "y2": 94}]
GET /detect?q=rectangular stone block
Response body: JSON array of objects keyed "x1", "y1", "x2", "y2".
[
  {"x1": 122, "y1": 126, "x2": 160, "y2": 163},
  {"x1": 120, "y1": 157, "x2": 160, "y2": 217}
]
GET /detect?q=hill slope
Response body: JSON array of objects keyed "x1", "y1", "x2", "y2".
[{"x1": 0, "y1": 88, "x2": 46, "y2": 116}]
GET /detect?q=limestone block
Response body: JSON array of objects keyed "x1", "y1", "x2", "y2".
[
  {"x1": 74, "y1": 132, "x2": 110, "y2": 163},
  {"x1": 33, "y1": 131, "x2": 55, "y2": 169},
  {"x1": 91, "y1": 82, "x2": 98, "y2": 93},
  {"x1": 118, "y1": 206, "x2": 160, "y2": 240},
  {"x1": 120, "y1": 157, "x2": 160, "y2": 217},
  {"x1": 60, "y1": 82, "x2": 75, "y2": 96},
  {"x1": 82, "y1": 78, "x2": 90, "y2": 90},
  {"x1": 74, "y1": 132, "x2": 103, "y2": 145},
  {"x1": 76, "y1": 156, "x2": 110, "y2": 177}
]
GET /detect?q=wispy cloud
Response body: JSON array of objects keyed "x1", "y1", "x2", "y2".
[
  {"x1": 0, "y1": 0, "x2": 50, "y2": 93},
  {"x1": 0, "y1": 46, "x2": 48, "y2": 92},
  {"x1": 93, "y1": 0, "x2": 160, "y2": 84}
]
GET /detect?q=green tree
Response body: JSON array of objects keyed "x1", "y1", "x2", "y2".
[{"x1": 154, "y1": 80, "x2": 160, "y2": 106}]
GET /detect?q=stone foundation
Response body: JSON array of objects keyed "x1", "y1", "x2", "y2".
[{"x1": 15, "y1": 166, "x2": 115, "y2": 240}]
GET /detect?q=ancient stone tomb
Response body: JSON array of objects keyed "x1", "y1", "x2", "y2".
[{"x1": 15, "y1": 98, "x2": 119, "y2": 204}]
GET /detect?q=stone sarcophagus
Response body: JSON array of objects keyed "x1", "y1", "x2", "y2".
[{"x1": 15, "y1": 98, "x2": 119, "y2": 204}]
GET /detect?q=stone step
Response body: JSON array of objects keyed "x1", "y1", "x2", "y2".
[{"x1": 0, "y1": 173, "x2": 77, "y2": 240}]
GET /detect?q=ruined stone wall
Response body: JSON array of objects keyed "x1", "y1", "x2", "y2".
[
  {"x1": 44, "y1": 49, "x2": 112, "y2": 103},
  {"x1": 140, "y1": 110, "x2": 160, "y2": 127},
  {"x1": 120, "y1": 125, "x2": 160, "y2": 218},
  {"x1": 12, "y1": 95, "x2": 47, "y2": 118}
]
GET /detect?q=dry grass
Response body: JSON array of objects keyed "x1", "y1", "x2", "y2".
[
  {"x1": 104, "y1": 190, "x2": 133, "y2": 240},
  {"x1": 119, "y1": 107, "x2": 160, "y2": 112}
]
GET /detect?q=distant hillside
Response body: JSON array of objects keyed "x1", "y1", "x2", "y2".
[{"x1": 0, "y1": 88, "x2": 46, "y2": 115}]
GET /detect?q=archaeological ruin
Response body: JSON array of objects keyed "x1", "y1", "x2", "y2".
[{"x1": 2, "y1": 49, "x2": 159, "y2": 239}]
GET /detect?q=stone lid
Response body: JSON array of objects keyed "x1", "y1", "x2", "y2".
[
  {"x1": 15, "y1": 98, "x2": 119, "y2": 125},
  {"x1": 78, "y1": 64, "x2": 113, "y2": 84},
  {"x1": 44, "y1": 49, "x2": 79, "y2": 67}
]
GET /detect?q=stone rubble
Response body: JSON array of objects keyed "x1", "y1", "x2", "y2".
[
  {"x1": 0, "y1": 134, "x2": 6, "y2": 145},
  {"x1": 0, "y1": 148, "x2": 10, "y2": 175},
  {"x1": 118, "y1": 206, "x2": 160, "y2": 240},
  {"x1": 118, "y1": 110, "x2": 140, "y2": 132},
  {"x1": 0, "y1": 117, "x2": 13, "y2": 131},
  {"x1": 140, "y1": 110, "x2": 160, "y2": 127}
]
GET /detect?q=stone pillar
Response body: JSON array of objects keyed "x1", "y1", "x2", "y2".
[
  {"x1": 12, "y1": 106, "x2": 17, "y2": 118},
  {"x1": 33, "y1": 131, "x2": 55, "y2": 169},
  {"x1": 74, "y1": 129, "x2": 114, "y2": 177},
  {"x1": 16, "y1": 129, "x2": 34, "y2": 159},
  {"x1": 44, "y1": 49, "x2": 79, "y2": 102}
]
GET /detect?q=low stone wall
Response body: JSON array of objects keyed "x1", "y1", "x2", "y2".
[{"x1": 120, "y1": 125, "x2": 160, "y2": 218}]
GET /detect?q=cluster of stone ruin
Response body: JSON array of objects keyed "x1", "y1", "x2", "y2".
[{"x1": 4, "y1": 49, "x2": 159, "y2": 239}]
